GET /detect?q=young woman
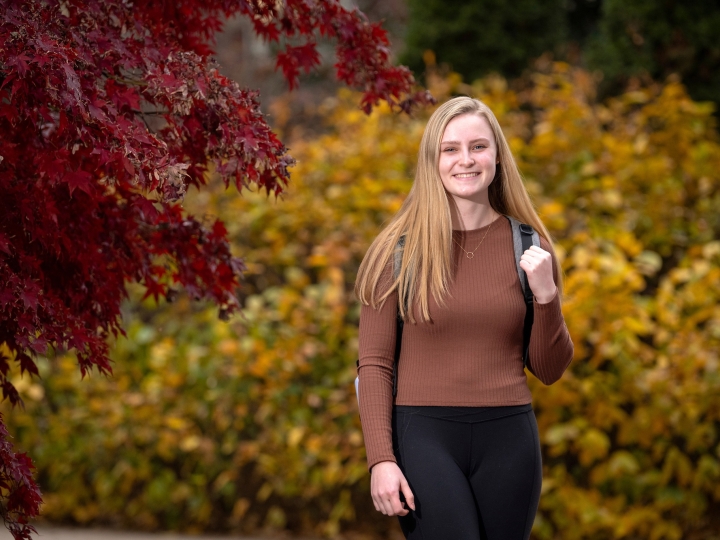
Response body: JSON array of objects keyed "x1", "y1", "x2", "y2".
[{"x1": 354, "y1": 96, "x2": 574, "y2": 540}]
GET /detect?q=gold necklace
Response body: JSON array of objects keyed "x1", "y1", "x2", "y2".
[{"x1": 453, "y1": 218, "x2": 495, "y2": 259}]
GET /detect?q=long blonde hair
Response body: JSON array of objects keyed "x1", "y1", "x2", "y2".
[{"x1": 355, "y1": 96, "x2": 560, "y2": 323}]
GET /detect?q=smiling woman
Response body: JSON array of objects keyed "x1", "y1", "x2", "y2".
[{"x1": 354, "y1": 97, "x2": 574, "y2": 540}]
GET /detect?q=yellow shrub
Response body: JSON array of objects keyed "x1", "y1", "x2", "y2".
[{"x1": 2, "y1": 63, "x2": 719, "y2": 538}]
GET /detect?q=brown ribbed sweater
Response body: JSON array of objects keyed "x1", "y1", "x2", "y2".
[{"x1": 357, "y1": 216, "x2": 574, "y2": 470}]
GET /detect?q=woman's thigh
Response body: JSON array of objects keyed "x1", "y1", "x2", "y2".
[
  {"x1": 393, "y1": 410, "x2": 481, "y2": 540},
  {"x1": 468, "y1": 410, "x2": 542, "y2": 540}
]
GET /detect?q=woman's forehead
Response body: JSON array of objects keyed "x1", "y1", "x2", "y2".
[{"x1": 441, "y1": 114, "x2": 494, "y2": 142}]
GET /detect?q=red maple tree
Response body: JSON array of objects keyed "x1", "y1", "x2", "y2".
[{"x1": 0, "y1": 1, "x2": 432, "y2": 537}]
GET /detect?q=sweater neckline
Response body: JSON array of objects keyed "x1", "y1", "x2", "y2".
[{"x1": 452, "y1": 214, "x2": 504, "y2": 235}]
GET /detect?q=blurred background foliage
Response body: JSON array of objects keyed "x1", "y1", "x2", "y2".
[
  {"x1": 401, "y1": 0, "x2": 720, "y2": 109},
  {"x1": 2, "y1": 60, "x2": 720, "y2": 539}
]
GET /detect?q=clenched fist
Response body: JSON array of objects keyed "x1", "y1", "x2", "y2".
[{"x1": 519, "y1": 245, "x2": 557, "y2": 304}]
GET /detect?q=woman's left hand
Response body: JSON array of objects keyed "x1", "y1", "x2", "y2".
[{"x1": 519, "y1": 245, "x2": 557, "y2": 304}]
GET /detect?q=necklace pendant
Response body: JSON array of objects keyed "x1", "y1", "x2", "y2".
[{"x1": 466, "y1": 252, "x2": 474, "y2": 259}]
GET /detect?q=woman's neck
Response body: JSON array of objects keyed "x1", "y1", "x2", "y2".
[{"x1": 450, "y1": 198, "x2": 498, "y2": 230}]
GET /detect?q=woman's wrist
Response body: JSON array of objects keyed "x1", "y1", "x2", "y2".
[
  {"x1": 370, "y1": 460, "x2": 397, "y2": 473},
  {"x1": 534, "y1": 286, "x2": 558, "y2": 305}
]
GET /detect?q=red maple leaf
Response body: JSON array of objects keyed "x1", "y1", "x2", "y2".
[{"x1": 63, "y1": 170, "x2": 94, "y2": 196}]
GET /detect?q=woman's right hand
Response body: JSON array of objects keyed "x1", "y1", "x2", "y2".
[{"x1": 370, "y1": 461, "x2": 416, "y2": 516}]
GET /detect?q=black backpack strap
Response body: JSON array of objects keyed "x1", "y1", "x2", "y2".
[
  {"x1": 392, "y1": 235, "x2": 405, "y2": 397},
  {"x1": 505, "y1": 216, "x2": 540, "y2": 368}
]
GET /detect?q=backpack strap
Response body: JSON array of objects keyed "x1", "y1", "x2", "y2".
[
  {"x1": 505, "y1": 215, "x2": 540, "y2": 368},
  {"x1": 391, "y1": 235, "x2": 405, "y2": 397}
]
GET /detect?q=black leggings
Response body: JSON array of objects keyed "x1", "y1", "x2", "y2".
[{"x1": 392, "y1": 404, "x2": 542, "y2": 540}]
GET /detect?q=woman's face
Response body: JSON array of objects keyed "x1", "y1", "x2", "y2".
[{"x1": 438, "y1": 113, "x2": 498, "y2": 203}]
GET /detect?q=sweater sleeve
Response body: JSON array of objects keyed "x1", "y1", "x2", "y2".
[
  {"x1": 357, "y1": 263, "x2": 398, "y2": 471},
  {"x1": 527, "y1": 237, "x2": 574, "y2": 385}
]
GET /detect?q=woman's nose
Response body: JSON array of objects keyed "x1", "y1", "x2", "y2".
[{"x1": 460, "y1": 150, "x2": 474, "y2": 166}]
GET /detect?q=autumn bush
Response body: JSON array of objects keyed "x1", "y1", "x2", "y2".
[{"x1": 2, "y1": 63, "x2": 720, "y2": 539}]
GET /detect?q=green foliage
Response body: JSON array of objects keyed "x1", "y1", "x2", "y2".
[
  {"x1": 401, "y1": 0, "x2": 568, "y2": 81},
  {"x1": 2, "y1": 64, "x2": 720, "y2": 538},
  {"x1": 585, "y1": 0, "x2": 720, "y2": 105},
  {"x1": 402, "y1": 0, "x2": 720, "y2": 110}
]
